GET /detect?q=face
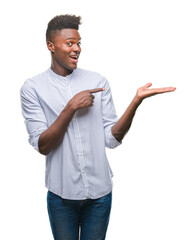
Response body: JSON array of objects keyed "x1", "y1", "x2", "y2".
[{"x1": 47, "y1": 29, "x2": 81, "y2": 75}]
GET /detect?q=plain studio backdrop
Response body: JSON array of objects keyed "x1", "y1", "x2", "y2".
[{"x1": 0, "y1": 0, "x2": 196, "y2": 239}]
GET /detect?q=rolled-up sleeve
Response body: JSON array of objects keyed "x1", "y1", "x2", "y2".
[
  {"x1": 101, "y1": 77, "x2": 122, "y2": 149},
  {"x1": 20, "y1": 80, "x2": 48, "y2": 152}
]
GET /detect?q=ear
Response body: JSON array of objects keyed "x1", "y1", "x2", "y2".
[{"x1": 47, "y1": 41, "x2": 55, "y2": 53}]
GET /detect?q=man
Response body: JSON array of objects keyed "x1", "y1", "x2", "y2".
[{"x1": 20, "y1": 14, "x2": 176, "y2": 240}]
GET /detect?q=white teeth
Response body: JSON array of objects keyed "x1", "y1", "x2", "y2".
[{"x1": 70, "y1": 55, "x2": 78, "y2": 59}]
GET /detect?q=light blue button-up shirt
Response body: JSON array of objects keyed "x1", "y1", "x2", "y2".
[{"x1": 20, "y1": 68, "x2": 121, "y2": 200}]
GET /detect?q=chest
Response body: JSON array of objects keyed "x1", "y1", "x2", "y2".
[{"x1": 36, "y1": 78, "x2": 102, "y2": 120}]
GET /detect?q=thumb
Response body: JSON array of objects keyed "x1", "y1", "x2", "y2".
[{"x1": 144, "y1": 83, "x2": 152, "y2": 88}]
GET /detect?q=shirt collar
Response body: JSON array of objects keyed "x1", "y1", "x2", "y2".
[{"x1": 48, "y1": 67, "x2": 76, "y2": 82}]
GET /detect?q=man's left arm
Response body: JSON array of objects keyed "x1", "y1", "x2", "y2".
[{"x1": 111, "y1": 83, "x2": 176, "y2": 142}]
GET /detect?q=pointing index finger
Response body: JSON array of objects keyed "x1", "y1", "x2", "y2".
[{"x1": 88, "y1": 88, "x2": 105, "y2": 93}]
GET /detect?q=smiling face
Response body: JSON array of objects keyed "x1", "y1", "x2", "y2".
[{"x1": 47, "y1": 29, "x2": 81, "y2": 76}]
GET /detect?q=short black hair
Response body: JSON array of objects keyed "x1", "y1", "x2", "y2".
[{"x1": 46, "y1": 14, "x2": 82, "y2": 41}]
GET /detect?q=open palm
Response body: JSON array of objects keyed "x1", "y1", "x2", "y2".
[{"x1": 136, "y1": 83, "x2": 176, "y2": 100}]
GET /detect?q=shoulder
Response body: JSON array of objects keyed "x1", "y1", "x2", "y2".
[
  {"x1": 20, "y1": 69, "x2": 49, "y2": 94},
  {"x1": 75, "y1": 68, "x2": 109, "y2": 84},
  {"x1": 75, "y1": 68, "x2": 101, "y2": 77}
]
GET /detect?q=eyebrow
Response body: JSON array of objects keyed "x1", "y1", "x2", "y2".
[{"x1": 66, "y1": 37, "x2": 81, "y2": 40}]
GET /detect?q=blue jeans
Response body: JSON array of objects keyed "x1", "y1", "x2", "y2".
[{"x1": 47, "y1": 191, "x2": 112, "y2": 240}]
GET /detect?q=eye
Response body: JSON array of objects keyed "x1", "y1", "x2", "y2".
[
  {"x1": 67, "y1": 42, "x2": 73, "y2": 47},
  {"x1": 77, "y1": 41, "x2": 81, "y2": 47}
]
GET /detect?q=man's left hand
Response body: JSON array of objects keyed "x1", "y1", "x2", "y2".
[{"x1": 135, "y1": 83, "x2": 176, "y2": 102}]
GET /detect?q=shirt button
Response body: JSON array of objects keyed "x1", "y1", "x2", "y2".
[
  {"x1": 82, "y1": 170, "x2": 85, "y2": 174},
  {"x1": 76, "y1": 135, "x2": 79, "y2": 138}
]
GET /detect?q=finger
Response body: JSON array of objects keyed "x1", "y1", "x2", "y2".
[
  {"x1": 153, "y1": 87, "x2": 176, "y2": 93},
  {"x1": 88, "y1": 88, "x2": 105, "y2": 93},
  {"x1": 144, "y1": 83, "x2": 152, "y2": 88},
  {"x1": 91, "y1": 95, "x2": 95, "y2": 99},
  {"x1": 145, "y1": 87, "x2": 176, "y2": 97}
]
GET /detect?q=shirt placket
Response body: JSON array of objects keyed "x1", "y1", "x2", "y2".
[{"x1": 66, "y1": 80, "x2": 90, "y2": 198}]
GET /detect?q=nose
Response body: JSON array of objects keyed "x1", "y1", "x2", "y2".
[{"x1": 73, "y1": 43, "x2": 81, "y2": 53}]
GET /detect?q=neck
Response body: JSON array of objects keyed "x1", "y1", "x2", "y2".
[{"x1": 50, "y1": 62, "x2": 73, "y2": 77}]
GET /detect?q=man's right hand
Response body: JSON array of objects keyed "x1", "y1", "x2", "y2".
[
  {"x1": 39, "y1": 87, "x2": 105, "y2": 155},
  {"x1": 68, "y1": 88, "x2": 105, "y2": 111}
]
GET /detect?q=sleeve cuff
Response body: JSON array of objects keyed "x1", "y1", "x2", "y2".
[{"x1": 28, "y1": 126, "x2": 48, "y2": 152}]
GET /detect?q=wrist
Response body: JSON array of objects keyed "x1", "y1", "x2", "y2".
[
  {"x1": 133, "y1": 94, "x2": 143, "y2": 105},
  {"x1": 65, "y1": 101, "x2": 77, "y2": 114}
]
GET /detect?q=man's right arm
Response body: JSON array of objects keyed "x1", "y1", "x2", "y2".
[
  {"x1": 38, "y1": 103, "x2": 75, "y2": 155},
  {"x1": 38, "y1": 88, "x2": 104, "y2": 155}
]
